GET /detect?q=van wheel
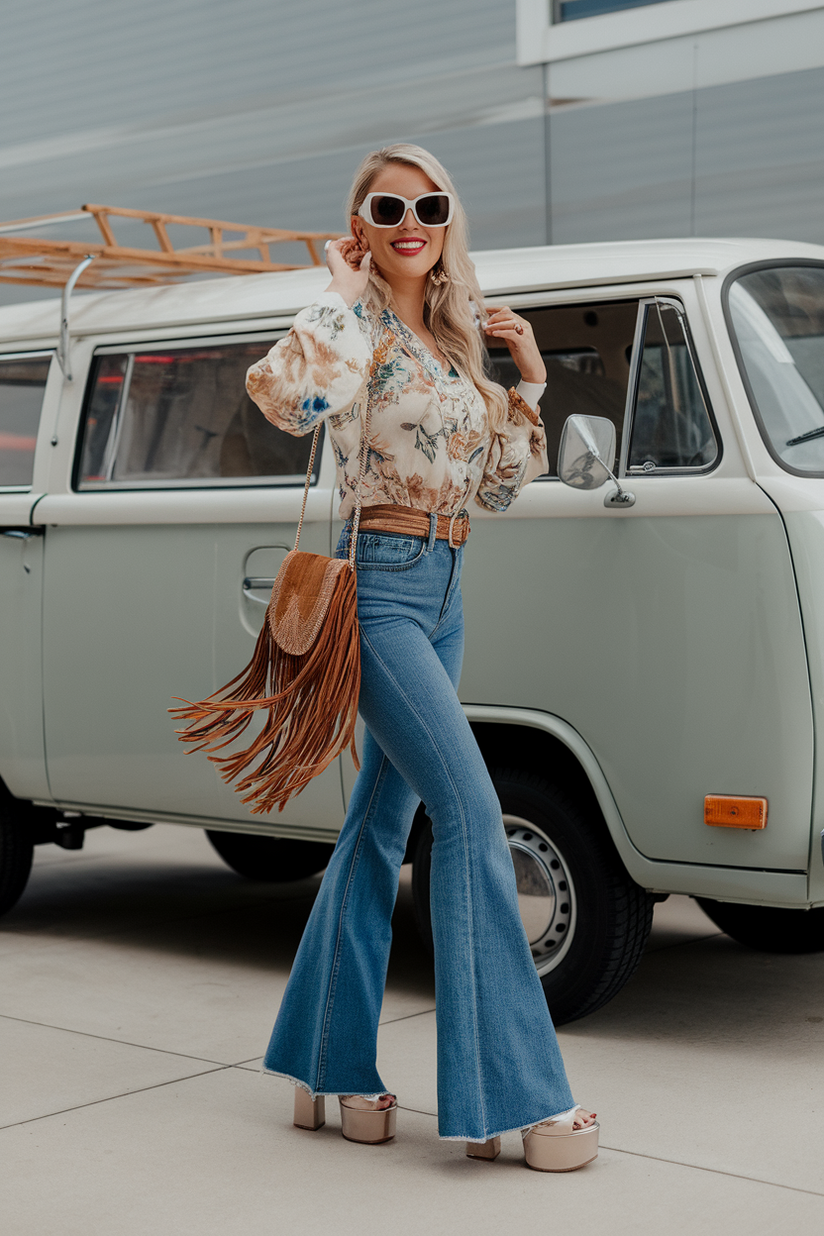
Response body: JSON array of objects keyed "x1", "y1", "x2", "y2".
[
  {"x1": 411, "y1": 768, "x2": 654, "y2": 1024},
  {"x1": 205, "y1": 830, "x2": 334, "y2": 882},
  {"x1": 0, "y1": 792, "x2": 35, "y2": 917},
  {"x1": 696, "y1": 898, "x2": 824, "y2": 953}
]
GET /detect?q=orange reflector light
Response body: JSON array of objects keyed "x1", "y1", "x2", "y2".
[{"x1": 704, "y1": 795, "x2": 767, "y2": 829}]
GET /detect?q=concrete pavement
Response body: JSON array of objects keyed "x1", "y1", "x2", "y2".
[{"x1": 1, "y1": 824, "x2": 822, "y2": 1235}]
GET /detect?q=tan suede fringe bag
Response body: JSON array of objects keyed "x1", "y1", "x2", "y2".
[{"x1": 169, "y1": 333, "x2": 388, "y2": 814}]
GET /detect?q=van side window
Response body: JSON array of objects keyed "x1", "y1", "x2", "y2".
[
  {"x1": 76, "y1": 338, "x2": 316, "y2": 490},
  {"x1": 627, "y1": 302, "x2": 718, "y2": 473},
  {"x1": 0, "y1": 354, "x2": 51, "y2": 488},
  {"x1": 487, "y1": 300, "x2": 638, "y2": 476}
]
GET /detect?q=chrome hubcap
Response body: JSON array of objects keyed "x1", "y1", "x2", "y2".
[{"x1": 504, "y1": 814, "x2": 577, "y2": 975}]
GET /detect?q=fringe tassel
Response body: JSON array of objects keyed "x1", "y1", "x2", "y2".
[{"x1": 170, "y1": 567, "x2": 360, "y2": 814}]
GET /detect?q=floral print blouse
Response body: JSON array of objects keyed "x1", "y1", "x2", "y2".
[{"x1": 246, "y1": 291, "x2": 548, "y2": 520}]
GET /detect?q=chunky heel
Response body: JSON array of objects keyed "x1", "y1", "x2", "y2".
[
  {"x1": 339, "y1": 1095, "x2": 397, "y2": 1144},
  {"x1": 466, "y1": 1136, "x2": 501, "y2": 1161},
  {"x1": 293, "y1": 1088, "x2": 326, "y2": 1131},
  {"x1": 522, "y1": 1106, "x2": 599, "y2": 1172}
]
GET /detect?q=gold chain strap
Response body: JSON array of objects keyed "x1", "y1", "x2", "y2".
[
  {"x1": 293, "y1": 328, "x2": 392, "y2": 571},
  {"x1": 293, "y1": 424, "x2": 320, "y2": 554}
]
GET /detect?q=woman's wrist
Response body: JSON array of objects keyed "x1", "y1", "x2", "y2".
[{"x1": 517, "y1": 365, "x2": 547, "y2": 385}]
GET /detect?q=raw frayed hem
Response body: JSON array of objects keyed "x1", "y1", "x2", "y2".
[
  {"x1": 259, "y1": 1067, "x2": 389, "y2": 1103},
  {"x1": 441, "y1": 1105, "x2": 581, "y2": 1144},
  {"x1": 260, "y1": 1066, "x2": 315, "y2": 1095}
]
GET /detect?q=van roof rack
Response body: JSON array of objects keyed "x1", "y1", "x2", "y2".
[{"x1": 0, "y1": 204, "x2": 341, "y2": 291}]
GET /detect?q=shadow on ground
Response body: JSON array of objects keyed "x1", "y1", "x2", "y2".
[{"x1": 5, "y1": 825, "x2": 824, "y2": 1054}]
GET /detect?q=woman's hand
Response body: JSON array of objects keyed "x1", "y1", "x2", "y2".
[
  {"x1": 325, "y1": 237, "x2": 371, "y2": 307},
  {"x1": 483, "y1": 306, "x2": 546, "y2": 384}
]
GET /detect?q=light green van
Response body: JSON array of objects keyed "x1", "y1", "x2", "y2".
[{"x1": 2, "y1": 237, "x2": 824, "y2": 1022}]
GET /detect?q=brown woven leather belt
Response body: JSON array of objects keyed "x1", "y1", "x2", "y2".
[{"x1": 357, "y1": 503, "x2": 470, "y2": 547}]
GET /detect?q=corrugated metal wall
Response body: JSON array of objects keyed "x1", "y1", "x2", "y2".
[
  {"x1": 1, "y1": 1, "x2": 822, "y2": 306},
  {"x1": 548, "y1": 65, "x2": 824, "y2": 245}
]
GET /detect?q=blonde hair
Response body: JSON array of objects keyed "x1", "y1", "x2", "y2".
[{"x1": 346, "y1": 144, "x2": 509, "y2": 431}]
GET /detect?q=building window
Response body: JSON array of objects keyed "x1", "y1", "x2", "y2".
[{"x1": 553, "y1": 0, "x2": 675, "y2": 21}]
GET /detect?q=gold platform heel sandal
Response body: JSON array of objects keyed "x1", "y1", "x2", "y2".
[
  {"x1": 522, "y1": 1105, "x2": 599, "y2": 1172},
  {"x1": 339, "y1": 1094, "x2": 397, "y2": 1145},
  {"x1": 293, "y1": 1088, "x2": 326, "y2": 1131},
  {"x1": 466, "y1": 1136, "x2": 501, "y2": 1162}
]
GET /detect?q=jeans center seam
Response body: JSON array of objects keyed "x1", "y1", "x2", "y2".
[
  {"x1": 359, "y1": 628, "x2": 488, "y2": 1130},
  {"x1": 316, "y1": 754, "x2": 392, "y2": 1089}
]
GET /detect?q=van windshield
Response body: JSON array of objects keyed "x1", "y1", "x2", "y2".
[{"x1": 727, "y1": 264, "x2": 824, "y2": 475}]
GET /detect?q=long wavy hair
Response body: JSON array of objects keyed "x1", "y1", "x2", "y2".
[{"x1": 345, "y1": 144, "x2": 509, "y2": 431}]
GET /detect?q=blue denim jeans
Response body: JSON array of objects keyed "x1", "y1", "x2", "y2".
[{"x1": 262, "y1": 520, "x2": 575, "y2": 1141}]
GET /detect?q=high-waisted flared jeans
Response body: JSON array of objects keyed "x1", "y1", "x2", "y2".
[{"x1": 262, "y1": 521, "x2": 574, "y2": 1141}]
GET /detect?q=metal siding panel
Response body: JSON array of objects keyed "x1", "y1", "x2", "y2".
[
  {"x1": 548, "y1": 91, "x2": 694, "y2": 243},
  {"x1": 0, "y1": 1, "x2": 516, "y2": 145},
  {"x1": 548, "y1": 64, "x2": 824, "y2": 246},
  {"x1": 693, "y1": 66, "x2": 824, "y2": 243}
]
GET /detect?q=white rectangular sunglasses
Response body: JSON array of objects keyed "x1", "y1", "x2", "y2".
[{"x1": 358, "y1": 192, "x2": 455, "y2": 229}]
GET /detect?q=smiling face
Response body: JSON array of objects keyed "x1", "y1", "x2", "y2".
[{"x1": 352, "y1": 162, "x2": 446, "y2": 285}]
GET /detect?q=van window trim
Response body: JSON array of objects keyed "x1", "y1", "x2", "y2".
[
  {"x1": 0, "y1": 348, "x2": 55, "y2": 495},
  {"x1": 486, "y1": 293, "x2": 649, "y2": 483},
  {"x1": 71, "y1": 330, "x2": 327, "y2": 494},
  {"x1": 89, "y1": 329, "x2": 285, "y2": 356},
  {"x1": 619, "y1": 296, "x2": 723, "y2": 478},
  {"x1": 722, "y1": 258, "x2": 824, "y2": 480}
]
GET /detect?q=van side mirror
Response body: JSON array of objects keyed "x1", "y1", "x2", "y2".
[{"x1": 557, "y1": 415, "x2": 635, "y2": 508}]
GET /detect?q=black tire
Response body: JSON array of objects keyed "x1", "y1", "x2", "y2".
[
  {"x1": 206, "y1": 830, "x2": 334, "y2": 882},
  {"x1": 0, "y1": 789, "x2": 35, "y2": 918},
  {"x1": 696, "y1": 898, "x2": 824, "y2": 954},
  {"x1": 411, "y1": 767, "x2": 654, "y2": 1024}
]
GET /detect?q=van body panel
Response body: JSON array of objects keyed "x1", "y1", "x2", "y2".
[
  {"x1": 416, "y1": 704, "x2": 814, "y2": 906},
  {"x1": 773, "y1": 510, "x2": 824, "y2": 904},
  {"x1": 0, "y1": 347, "x2": 61, "y2": 801},
  {"x1": 460, "y1": 488, "x2": 814, "y2": 872},
  {"x1": 37, "y1": 511, "x2": 344, "y2": 828},
  {"x1": 0, "y1": 496, "x2": 48, "y2": 800}
]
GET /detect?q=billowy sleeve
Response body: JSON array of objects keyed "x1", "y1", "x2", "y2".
[
  {"x1": 246, "y1": 292, "x2": 374, "y2": 437},
  {"x1": 474, "y1": 387, "x2": 549, "y2": 512}
]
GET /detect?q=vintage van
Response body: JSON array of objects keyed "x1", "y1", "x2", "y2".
[{"x1": 2, "y1": 236, "x2": 824, "y2": 1024}]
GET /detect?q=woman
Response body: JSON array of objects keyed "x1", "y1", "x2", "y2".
[{"x1": 245, "y1": 144, "x2": 598, "y2": 1171}]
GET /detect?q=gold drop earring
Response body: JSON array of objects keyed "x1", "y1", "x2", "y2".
[{"x1": 430, "y1": 260, "x2": 449, "y2": 286}]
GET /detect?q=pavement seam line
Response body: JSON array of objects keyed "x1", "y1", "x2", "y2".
[
  {"x1": 599, "y1": 1144, "x2": 824, "y2": 1198},
  {"x1": 0, "y1": 1011, "x2": 231, "y2": 1066},
  {"x1": 0, "y1": 1066, "x2": 231, "y2": 1131},
  {"x1": 375, "y1": 1118, "x2": 824, "y2": 1192}
]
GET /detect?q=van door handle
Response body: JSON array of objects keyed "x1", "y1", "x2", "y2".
[
  {"x1": 2, "y1": 527, "x2": 43, "y2": 539},
  {"x1": 242, "y1": 577, "x2": 276, "y2": 606}
]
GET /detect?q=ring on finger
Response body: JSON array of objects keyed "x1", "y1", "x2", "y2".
[{"x1": 515, "y1": 324, "x2": 524, "y2": 335}]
